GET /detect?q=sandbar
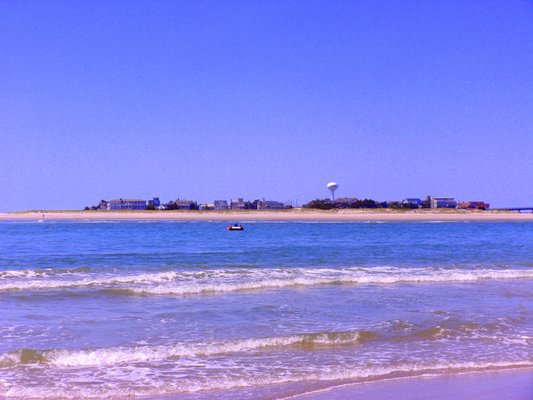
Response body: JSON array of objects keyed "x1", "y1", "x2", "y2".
[{"x1": 0, "y1": 209, "x2": 532, "y2": 221}]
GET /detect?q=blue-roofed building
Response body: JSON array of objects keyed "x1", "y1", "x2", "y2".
[{"x1": 147, "y1": 197, "x2": 161, "y2": 208}]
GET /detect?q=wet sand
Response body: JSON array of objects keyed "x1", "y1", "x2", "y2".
[
  {"x1": 1, "y1": 209, "x2": 532, "y2": 221},
  {"x1": 288, "y1": 368, "x2": 533, "y2": 400}
]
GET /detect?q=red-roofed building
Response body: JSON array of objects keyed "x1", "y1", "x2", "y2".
[{"x1": 457, "y1": 201, "x2": 490, "y2": 210}]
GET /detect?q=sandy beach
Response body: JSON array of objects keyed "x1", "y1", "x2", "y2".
[
  {"x1": 1, "y1": 209, "x2": 532, "y2": 221},
  {"x1": 289, "y1": 368, "x2": 533, "y2": 400}
]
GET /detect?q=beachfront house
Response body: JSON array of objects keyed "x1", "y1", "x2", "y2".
[
  {"x1": 402, "y1": 198, "x2": 422, "y2": 208},
  {"x1": 98, "y1": 200, "x2": 110, "y2": 210},
  {"x1": 165, "y1": 199, "x2": 197, "y2": 210},
  {"x1": 109, "y1": 198, "x2": 147, "y2": 210},
  {"x1": 428, "y1": 196, "x2": 457, "y2": 209},
  {"x1": 257, "y1": 200, "x2": 285, "y2": 210},
  {"x1": 147, "y1": 197, "x2": 161, "y2": 208},
  {"x1": 457, "y1": 201, "x2": 490, "y2": 210},
  {"x1": 230, "y1": 198, "x2": 246, "y2": 209},
  {"x1": 214, "y1": 200, "x2": 229, "y2": 210}
]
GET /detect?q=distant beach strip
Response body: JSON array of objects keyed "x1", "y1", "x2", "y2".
[{"x1": 1, "y1": 209, "x2": 533, "y2": 221}]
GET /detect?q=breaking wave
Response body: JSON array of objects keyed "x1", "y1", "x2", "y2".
[
  {"x1": 0, "y1": 267, "x2": 91, "y2": 279},
  {"x1": 2, "y1": 320, "x2": 530, "y2": 369},
  {"x1": 2, "y1": 266, "x2": 533, "y2": 295},
  {"x1": 0, "y1": 330, "x2": 372, "y2": 368}
]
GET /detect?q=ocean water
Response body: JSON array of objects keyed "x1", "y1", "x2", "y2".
[{"x1": 0, "y1": 220, "x2": 532, "y2": 399}]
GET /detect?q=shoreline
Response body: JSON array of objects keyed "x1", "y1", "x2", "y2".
[
  {"x1": 141, "y1": 367, "x2": 533, "y2": 399},
  {"x1": 1, "y1": 209, "x2": 532, "y2": 221},
  {"x1": 286, "y1": 367, "x2": 533, "y2": 400}
]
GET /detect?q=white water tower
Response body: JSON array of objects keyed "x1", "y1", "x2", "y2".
[{"x1": 327, "y1": 182, "x2": 339, "y2": 201}]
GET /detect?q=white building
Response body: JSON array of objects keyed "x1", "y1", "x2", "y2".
[{"x1": 428, "y1": 196, "x2": 457, "y2": 209}]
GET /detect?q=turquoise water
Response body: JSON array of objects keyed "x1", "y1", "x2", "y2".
[{"x1": 1, "y1": 221, "x2": 532, "y2": 399}]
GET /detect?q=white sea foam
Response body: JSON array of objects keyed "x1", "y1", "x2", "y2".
[
  {"x1": 1, "y1": 358, "x2": 532, "y2": 399},
  {"x1": 0, "y1": 267, "x2": 90, "y2": 279},
  {"x1": 2, "y1": 266, "x2": 533, "y2": 294},
  {"x1": 0, "y1": 270, "x2": 180, "y2": 291},
  {"x1": 0, "y1": 270, "x2": 44, "y2": 279},
  {"x1": 2, "y1": 322, "x2": 531, "y2": 369},
  {"x1": 0, "y1": 330, "x2": 366, "y2": 368}
]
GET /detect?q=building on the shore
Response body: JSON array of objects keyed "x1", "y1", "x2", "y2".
[
  {"x1": 457, "y1": 201, "x2": 490, "y2": 210},
  {"x1": 147, "y1": 197, "x2": 161, "y2": 208},
  {"x1": 168, "y1": 199, "x2": 197, "y2": 210},
  {"x1": 214, "y1": 200, "x2": 229, "y2": 210},
  {"x1": 98, "y1": 200, "x2": 109, "y2": 210},
  {"x1": 428, "y1": 196, "x2": 457, "y2": 209},
  {"x1": 402, "y1": 198, "x2": 422, "y2": 208},
  {"x1": 257, "y1": 200, "x2": 285, "y2": 210},
  {"x1": 230, "y1": 198, "x2": 246, "y2": 210},
  {"x1": 109, "y1": 198, "x2": 147, "y2": 210}
]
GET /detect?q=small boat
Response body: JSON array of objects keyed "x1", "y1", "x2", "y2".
[{"x1": 226, "y1": 224, "x2": 244, "y2": 231}]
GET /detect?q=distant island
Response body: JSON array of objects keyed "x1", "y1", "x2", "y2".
[{"x1": 2, "y1": 192, "x2": 531, "y2": 221}]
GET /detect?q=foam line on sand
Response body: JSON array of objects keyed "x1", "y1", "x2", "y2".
[{"x1": 286, "y1": 367, "x2": 533, "y2": 400}]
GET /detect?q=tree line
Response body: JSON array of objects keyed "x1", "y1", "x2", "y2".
[{"x1": 303, "y1": 199, "x2": 425, "y2": 210}]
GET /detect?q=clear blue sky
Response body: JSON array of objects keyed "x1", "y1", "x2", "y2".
[{"x1": 1, "y1": 0, "x2": 532, "y2": 211}]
